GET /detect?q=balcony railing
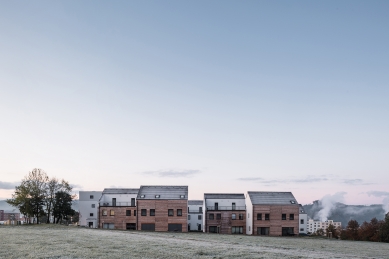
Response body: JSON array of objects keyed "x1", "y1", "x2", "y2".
[
  {"x1": 206, "y1": 206, "x2": 246, "y2": 211},
  {"x1": 188, "y1": 209, "x2": 203, "y2": 214},
  {"x1": 100, "y1": 202, "x2": 136, "y2": 207}
]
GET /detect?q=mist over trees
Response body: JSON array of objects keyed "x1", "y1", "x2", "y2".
[{"x1": 6, "y1": 168, "x2": 75, "y2": 224}]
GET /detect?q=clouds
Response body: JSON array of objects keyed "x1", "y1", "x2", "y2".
[
  {"x1": 367, "y1": 191, "x2": 389, "y2": 213},
  {"x1": 142, "y1": 169, "x2": 200, "y2": 178},
  {"x1": 0, "y1": 181, "x2": 19, "y2": 190}
]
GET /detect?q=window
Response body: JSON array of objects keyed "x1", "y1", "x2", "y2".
[
  {"x1": 209, "y1": 214, "x2": 214, "y2": 220},
  {"x1": 289, "y1": 214, "x2": 294, "y2": 220},
  {"x1": 209, "y1": 226, "x2": 218, "y2": 233},
  {"x1": 177, "y1": 209, "x2": 182, "y2": 216},
  {"x1": 300, "y1": 219, "x2": 304, "y2": 224},
  {"x1": 141, "y1": 209, "x2": 147, "y2": 216},
  {"x1": 150, "y1": 209, "x2": 155, "y2": 216},
  {"x1": 198, "y1": 215, "x2": 202, "y2": 220},
  {"x1": 231, "y1": 226, "x2": 243, "y2": 234},
  {"x1": 214, "y1": 202, "x2": 218, "y2": 210},
  {"x1": 216, "y1": 214, "x2": 221, "y2": 220},
  {"x1": 265, "y1": 214, "x2": 270, "y2": 220},
  {"x1": 188, "y1": 215, "x2": 191, "y2": 220},
  {"x1": 282, "y1": 227, "x2": 294, "y2": 236},
  {"x1": 134, "y1": 210, "x2": 136, "y2": 216},
  {"x1": 102, "y1": 210, "x2": 107, "y2": 216},
  {"x1": 91, "y1": 204, "x2": 95, "y2": 208},
  {"x1": 239, "y1": 214, "x2": 243, "y2": 220},
  {"x1": 90, "y1": 195, "x2": 94, "y2": 199},
  {"x1": 168, "y1": 209, "x2": 174, "y2": 216},
  {"x1": 131, "y1": 198, "x2": 135, "y2": 207},
  {"x1": 232, "y1": 214, "x2": 236, "y2": 220},
  {"x1": 258, "y1": 227, "x2": 269, "y2": 235},
  {"x1": 282, "y1": 214, "x2": 286, "y2": 220},
  {"x1": 110, "y1": 210, "x2": 115, "y2": 216},
  {"x1": 257, "y1": 213, "x2": 262, "y2": 220},
  {"x1": 112, "y1": 198, "x2": 116, "y2": 207},
  {"x1": 90, "y1": 213, "x2": 94, "y2": 217},
  {"x1": 126, "y1": 210, "x2": 131, "y2": 216},
  {"x1": 232, "y1": 202, "x2": 236, "y2": 210},
  {"x1": 300, "y1": 228, "x2": 304, "y2": 231},
  {"x1": 199, "y1": 207, "x2": 202, "y2": 213}
]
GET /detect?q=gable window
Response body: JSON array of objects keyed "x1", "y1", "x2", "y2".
[
  {"x1": 168, "y1": 209, "x2": 174, "y2": 216},
  {"x1": 126, "y1": 210, "x2": 131, "y2": 216},
  {"x1": 198, "y1": 215, "x2": 202, "y2": 220},
  {"x1": 239, "y1": 214, "x2": 243, "y2": 220},
  {"x1": 209, "y1": 214, "x2": 214, "y2": 220},
  {"x1": 232, "y1": 214, "x2": 236, "y2": 220},
  {"x1": 141, "y1": 209, "x2": 147, "y2": 216},
  {"x1": 102, "y1": 210, "x2": 107, "y2": 216},
  {"x1": 289, "y1": 214, "x2": 294, "y2": 220},
  {"x1": 257, "y1": 213, "x2": 262, "y2": 220},
  {"x1": 300, "y1": 219, "x2": 304, "y2": 224},
  {"x1": 150, "y1": 209, "x2": 155, "y2": 216},
  {"x1": 216, "y1": 214, "x2": 221, "y2": 220},
  {"x1": 282, "y1": 214, "x2": 286, "y2": 220},
  {"x1": 110, "y1": 210, "x2": 115, "y2": 216},
  {"x1": 90, "y1": 213, "x2": 93, "y2": 217},
  {"x1": 90, "y1": 195, "x2": 94, "y2": 199},
  {"x1": 265, "y1": 214, "x2": 270, "y2": 220},
  {"x1": 91, "y1": 204, "x2": 95, "y2": 208},
  {"x1": 177, "y1": 209, "x2": 182, "y2": 216}
]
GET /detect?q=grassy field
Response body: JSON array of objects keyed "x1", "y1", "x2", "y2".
[{"x1": 0, "y1": 225, "x2": 388, "y2": 259}]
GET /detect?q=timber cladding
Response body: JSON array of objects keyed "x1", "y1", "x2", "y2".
[
  {"x1": 137, "y1": 199, "x2": 188, "y2": 232},
  {"x1": 252, "y1": 205, "x2": 299, "y2": 236},
  {"x1": 99, "y1": 206, "x2": 137, "y2": 230},
  {"x1": 206, "y1": 211, "x2": 246, "y2": 234}
]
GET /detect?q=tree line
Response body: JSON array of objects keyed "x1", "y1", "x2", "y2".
[
  {"x1": 6, "y1": 168, "x2": 76, "y2": 224},
  {"x1": 320, "y1": 214, "x2": 389, "y2": 242}
]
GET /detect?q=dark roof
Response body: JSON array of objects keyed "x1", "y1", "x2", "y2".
[
  {"x1": 188, "y1": 200, "x2": 203, "y2": 205},
  {"x1": 204, "y1": 193, "x2": 245, "y2": 199},
  {"x1": 299, "y1": 204, "x2": 306, "y2": 214},
  {"x1": 102, "y1": 188, "x2": 139, "y2": 194},
  {"x1": 137, "y1": 186, "x2": 188, "y2": 200},
  {"x1": 248, "y1": 192, "x2": 298, "y2": 205}
]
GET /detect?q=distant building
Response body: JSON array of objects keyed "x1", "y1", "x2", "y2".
[
  {"x1": 204, "y1": 193, "x2": 246, "y2": 234},
  {"x1": 246, "y1": 192, "x2": 299, "y2": 236},
  {"x1": 0, "y1": 210, "x2": 4, "y2": 221},
  {"x1": 188, "y1": 200, "x2": 203, "y2": 232},
  {"x1": 78, "y1": 191, "x2": 102, "y2": 228},
  {"x1": 307, "y1": 219, "x2": 342, "y2": 234},
  {"x1": 99, "y1": 188, "x2": 139, "y2": 230},
  {"x1": 299, "y1": 204, "x2": 307, "y2": 234}
]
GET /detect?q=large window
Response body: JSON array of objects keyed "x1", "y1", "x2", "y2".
[
  {"x1": 141, "y1": 209, "x2": 147, "y2": 216},
  {"x1": 258, "y1": 227, "x2": 269, "y2": 235},
  {"x1": 126, "y1": 223, "x2": 136, "y2": 230},
  {"x1": 232, "y1": 214, "x2": 236, "y2": 220},
  {"x1": 282, "y1": 214, "x2": 286, "y2": 220},
  {"x1": 231, "y1": 226, "x2": 243, "y2": 234},
  {"x1": 265, "y1": 214, "x2": 270, "y2": 220},
  {"x1": 209, "y1": 226, "x2": 218, "y2": 233},
  {"x1": 282, "y1": 227, "x2": 294, "y2": 236},
  {"x1": 177, "y1": 209, "x2": 182, "y2": 216},
  {"x1": 150, "y1": 209, "x2": 155, "y2": 216},
  {"x1": 209, "y1": 214, "x2": 214, "y2": 220},
  {"x1": 257, "y1": 213, "x2": 262, "y2": 220},
  {"x1": 168, "y1": 209, "x2": 174, "y2": 216},
  {"x1": 216, "y1": 214, "x2": 221, "y2": 220},
  {"x1": 126, "y1": 210, "x2": 131, "y2": 216}
]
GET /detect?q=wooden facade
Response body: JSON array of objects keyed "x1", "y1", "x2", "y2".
[
  {"x1": 136, "y1": 199, "x2": 188, "y2": 232},
  {"x1": 252, "y1": 205, "x2": 299, "y2": 236},
  {"x1": 205, "y1": 210, "x2": 246, "y2": 234},
  {"x1": 99, "y1": 206, "x2": 137, "y2": 230}
]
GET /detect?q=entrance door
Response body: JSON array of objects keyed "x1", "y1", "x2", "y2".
[
  {"x1": 88, "y1": 222, "x2": 93, "y2": 228},
  {"x1": 198, "y1": 224, "x2": 201, "y2": 231}
]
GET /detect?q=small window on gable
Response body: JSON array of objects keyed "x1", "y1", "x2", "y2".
[
  {"x1": 90, "y1": 195, "x2": 94, "y2": 199},
  {"x1": 290, "y1": 200, "x2": 296, "y2": 204}
]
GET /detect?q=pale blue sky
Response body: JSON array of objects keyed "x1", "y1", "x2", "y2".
[{"x1": 1, "y1": 1, "x2": 388, "y2": 205}]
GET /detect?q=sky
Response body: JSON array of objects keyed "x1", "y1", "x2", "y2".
[{"x1": 0, "y1": 1, "x2": 388, "y2": 206}]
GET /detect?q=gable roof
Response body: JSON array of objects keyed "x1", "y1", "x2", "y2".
[
  {"x1": 248, "y1": 192, "x2": 298, "y2": 205},
  {"x1": 102, "y1": 188, "x2": 139, "y2": 194},
  {"x1": 188, "y1": 200, "x2": 203, "y2": 205},
  {"x1": 137, "y1": 186, "x2": 188, "y2": 200},
  {"x1": 204, "y1": 193, "x2": 245, "y2": 199},
  {"x1": 299, "y1": 204, "x2": 306, "y2": 214}
]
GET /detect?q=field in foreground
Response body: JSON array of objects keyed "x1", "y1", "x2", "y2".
[{"x1": 0, "y1": 225, "x2": 388, "y2": 259}]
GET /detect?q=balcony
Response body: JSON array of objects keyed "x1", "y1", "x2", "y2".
[
  {"x1": 206, "y1": 206, "x2": 246, "y2": 211},
  {"x1": 188, "y1": 209, "x2": 203, "y2": 214},
  {"x1": 100, "y1": 202, "x2": 136, "y2": 207}
]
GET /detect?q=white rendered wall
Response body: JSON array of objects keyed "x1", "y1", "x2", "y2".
[
  {"x1": 188, "y1": 203, "x2": 203, "y2": 231},
  {"x1": 246, "y1": 194, "x2": 253, "y2": 235},
  {"x1": 299, "y1": 214, "x2": 308, "y2": 234},
  {"x1": 79, "y1": 191, "x2": 101, "y2": 227},
  {"x1": 204, "y1": 198, "x2": 246, "y2": 208}
]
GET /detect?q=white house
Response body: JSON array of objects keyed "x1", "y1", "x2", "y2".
[
  {"x1": 299, "y1": 204, "x2": 308, "y2": 234},
  {"x1": 188, "y1": 200, "x2": 203, "y2": 232},
  {"x1": 78, "y1": 191, "x2": 102, "y2": 228}
]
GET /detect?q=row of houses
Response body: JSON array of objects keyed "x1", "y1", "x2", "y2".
[{"x1": 79, "y1": 186, "x2": 308, "y2": 236}]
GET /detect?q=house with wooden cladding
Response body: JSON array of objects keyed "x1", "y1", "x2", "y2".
[
  {"x1": 203, "y1": 193, "x2": 246, "y2": 234},
  {"x1": 188, "y1": 200, "x2": 203, "y2": 232},
  {"x1": 98, "y1": 188, "x2": 139, "y2": 230},
  {"x1": 246, "y1": 192, "x2": 299, "y2": 236},
  {"x1": 136, "y1": 185, "x2": 188, "y2": 232}
]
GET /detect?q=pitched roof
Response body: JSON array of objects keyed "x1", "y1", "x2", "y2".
[
  {"x1": 102, "y1": 188, "x2": 139, "y2": 194},
  {"x1": 137, "y1": 186, "x2": 188, "y2": 200},
  {"x1": 204, "y1": 193, "x2": 245, "y2": 199},
  {"x1": 188, "y1": 200, "x2": 203, "y2": 205},
  {"x1": 299, "y1": 204, "x2": 306, "y2": 214},
  {"x1": 248, "y1": 192, "x2": 298, "y2": 205}
]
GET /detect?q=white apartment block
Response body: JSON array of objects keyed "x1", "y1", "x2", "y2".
[
  {"x1": 307, "y1": 219, "x2": 341, "y2": 234},
  {"x1": 78, "y1": 191, "x2": 102, "y2": 228},
  {"x1": 188, "y1": 200, "x2": 203, "y2": 231},
  {"x1": 299, "y1": 205, "x2": 307, "y2": 234}
]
